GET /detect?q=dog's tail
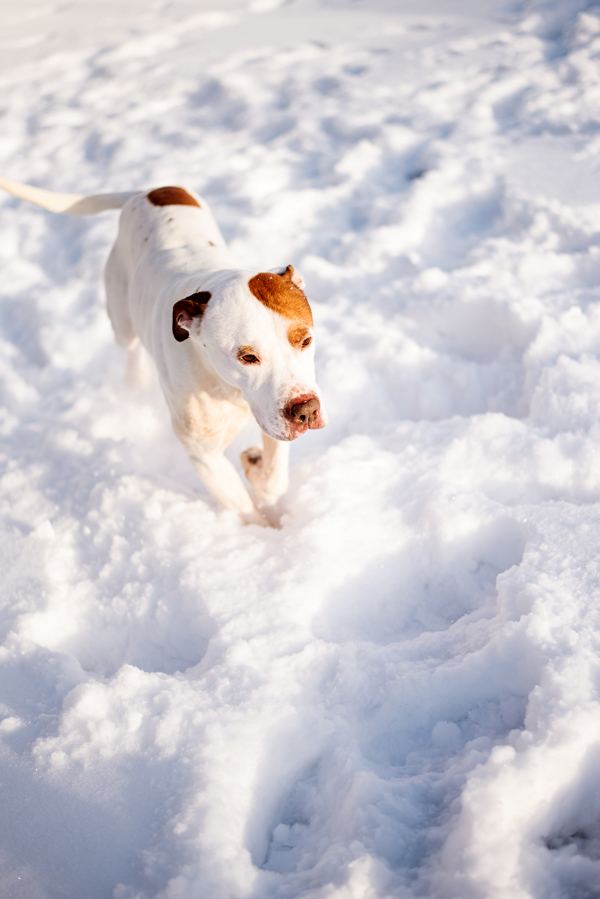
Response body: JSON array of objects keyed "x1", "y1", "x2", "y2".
[{"x1": 0, "y1": 176, "x2": 139, "y2": 215}]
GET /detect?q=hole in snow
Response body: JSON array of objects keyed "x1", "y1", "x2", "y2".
[{"x1": 262, "y1": 762, "x2": 319, "y2": 874}]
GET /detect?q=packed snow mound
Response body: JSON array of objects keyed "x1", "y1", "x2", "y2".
[{"x1": 1, "y1": 0, "x2": 600, "y2": 897}]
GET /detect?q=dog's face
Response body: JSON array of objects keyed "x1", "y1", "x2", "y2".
[{"x1": 173, "y1": 266, "x2": 327, "y2": 441}]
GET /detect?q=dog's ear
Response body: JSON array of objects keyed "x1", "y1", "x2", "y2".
[
  {"x1": 269, "y1": 264, "x2": 305, "y2": 291},
  {"x1": 172, "y1": 291, "x2": 211, "y2": 342}
]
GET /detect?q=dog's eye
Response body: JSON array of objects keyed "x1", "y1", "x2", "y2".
[
  {"x1": 301, "y1": 336, "x2": 312, "y2": 349},
  {"x1": 240, "y1": 353, "x2": 260, "y2": 364}
]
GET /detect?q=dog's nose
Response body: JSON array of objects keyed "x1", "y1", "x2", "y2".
[{"x1": 286, "y1": 396, "x2": 321, "y2": 428}]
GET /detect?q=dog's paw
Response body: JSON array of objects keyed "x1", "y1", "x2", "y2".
[
  {"x1": 241, "y1": 446, "x2": 263, "y2": 479},
  {"x1": 241, "y1": 507, "x2": 270, "y2": 527}
]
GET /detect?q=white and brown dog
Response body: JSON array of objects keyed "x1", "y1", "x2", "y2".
[{"x1": 0, "y1": 177, "x2": 326, "y2": 526}]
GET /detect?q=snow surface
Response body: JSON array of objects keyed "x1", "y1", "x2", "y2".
[{"x1": 2, "y1": 0, "x2": 600, "y2": 896}]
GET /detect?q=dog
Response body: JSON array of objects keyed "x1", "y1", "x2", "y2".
[{"x1": 0, "y1": 177, "x2": 326, "y2": 526}]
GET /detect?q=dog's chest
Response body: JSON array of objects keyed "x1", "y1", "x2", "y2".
[{"x1": 173, "y1": 388, "x2": 252, "y2": 451}]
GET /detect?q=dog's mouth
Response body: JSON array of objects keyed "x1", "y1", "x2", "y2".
[
  {"x1": 253, "y1": 395, "x2": 326, "y2": 441},
  {"x1": 284, "y1": 396, "x2": 326, "y2": 438},
  {"x1": 280, "y1": 394, "x2": 327, "y2": 440}
]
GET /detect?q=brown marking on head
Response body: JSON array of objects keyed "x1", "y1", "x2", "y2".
[
  {"x1": 172, "y1": 291, "x2": 211, "y2": 342},
  {"x1": 248, "y1": 265, "x2": 312, "y2": 327},
  {"x1": 147, "y1": 186, "x2": 201, "y2": 208},
  {"x1": 288, "y1": 323, "x2": 312, "y2": 350}
]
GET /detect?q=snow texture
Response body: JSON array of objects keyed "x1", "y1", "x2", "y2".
[{"x1": 1, "y1": 0, "x2": 600, "y2": 896}]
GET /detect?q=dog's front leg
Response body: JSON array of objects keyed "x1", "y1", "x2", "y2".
[
  {"x1": 241, "y1": 435, "x2": 290, "y2": 509},
  {"x1": 189, "y1": 448, "x2": 268, "y2": 526}
]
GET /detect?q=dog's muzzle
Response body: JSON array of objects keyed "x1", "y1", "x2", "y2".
[{"x1": 284, "y1": 395, "x2": 325, "y2": 437}]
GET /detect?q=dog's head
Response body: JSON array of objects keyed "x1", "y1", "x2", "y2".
[{"x1": 172, "y1": 265, "x2": 327, "y2": 441}]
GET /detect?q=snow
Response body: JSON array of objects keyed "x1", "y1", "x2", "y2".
[{"x1": 1, "y1": 0, "x2": 600, "y2": 896}]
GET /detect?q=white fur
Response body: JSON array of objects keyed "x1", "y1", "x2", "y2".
[{"x1": 0, "y1": 178, "x2": 326, "y2": 526}]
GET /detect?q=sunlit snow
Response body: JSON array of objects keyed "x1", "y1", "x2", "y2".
[{"x1": 1, "y1": 1, "x2": 600, "y2": 897}]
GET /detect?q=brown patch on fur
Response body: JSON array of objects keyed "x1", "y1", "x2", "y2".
[
  {"x1": 248, "y1": 265, "x2": 312, "y2": 327},
  {"x1": 172, "y1": 291, "x2": 211, "y2": 342},
  {"x1": 288, "y1": 323, "x2": 311, "y2": 349},
  {"x1": 147, "y1": 186, "x2": 201, "y2": 208}
]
